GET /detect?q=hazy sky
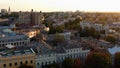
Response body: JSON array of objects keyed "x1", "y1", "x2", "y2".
[{"x1": 0, "y1": 0, "x2": 120, "y2": 12}]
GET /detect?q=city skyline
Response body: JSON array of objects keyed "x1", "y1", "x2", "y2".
[{"x1": 0, "y1": 0, "x2": 120, "y2": 12}]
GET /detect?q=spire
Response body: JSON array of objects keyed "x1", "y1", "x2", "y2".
[{"x1": 8, "y1": 6, "x2": 11, "y2": 15}]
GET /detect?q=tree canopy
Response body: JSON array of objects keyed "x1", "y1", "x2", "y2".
[
  {"x1": 114, "y1": 52, "x2": 120, "y2": 68},
  {"x1": 49, "y1": 26, "x2": 64, "y2": 34},
  {"x1": 62, "y1": 58, "x2": 74, "y2": 68},
  {"x1": 105, "y1": 35, "x2": 116, "y2": 43},
  {"x1": 53, "y1": 34, "x2": 65, "y2": 43},
  {"x1": 79, "y1": 26, "x2": 100, "y2": 39},
  {"x1": 85, "y1": 51, "x2": 112, "y2": 68}
]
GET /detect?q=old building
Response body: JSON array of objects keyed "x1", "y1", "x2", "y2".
[{"x1": 0, "y1": 48, "x2": 36, "y2": 68}]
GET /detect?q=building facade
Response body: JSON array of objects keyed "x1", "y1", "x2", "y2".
[
  {"x1": 18, "y1": 10, "x2": 44, "y2": 25},
  {"x1": 80, "y1": 21, "x2": 108, "y2": 31},
  {"x1": 36, "y1": 45, "x2": 90, "y2": 68},
  {"x1": 0, "y1": 31, "x2": 30, "y2": 48},
  {"x1": 0, "y1": 48, "x2": 36, "y2": 68}
]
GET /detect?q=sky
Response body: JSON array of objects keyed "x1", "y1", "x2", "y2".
[{"x1": 0, "y1": 0, "x2": 120, "y2": 12}]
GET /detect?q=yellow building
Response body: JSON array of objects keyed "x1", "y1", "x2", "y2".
[{"x1": 0, "y1": 48, "x2": 36, "y2": 68}]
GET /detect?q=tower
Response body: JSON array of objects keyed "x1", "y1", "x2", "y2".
[{"x1": 8, "y1": 6, "x2": 11, "y2": 15}]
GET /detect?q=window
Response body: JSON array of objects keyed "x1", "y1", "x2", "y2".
[
  {"x1": 30, "y1": 60, "x2": 33, "y2": 63},
  {"x1": 49, "y1": 61, "x2": 51, "y2": 64},
  {"x1": 37, "y1": 63, "x2": 39, "y2": 66},
  {"x1": 3, "y1": 64, "x2": 6, "y2": 67},
  {"x1": 45, "y1": 61, "x2": 47, "y2": 65},
  {"x1": 20, "y1": 61, "x2": 22, "y2": 65},
  {"x1": 2, "y1": 44, "x2": 5, "y2": 47},
  {"x1": 25, "y1": 61, "x2": 28, "y2": 64},
  {"x1": 42, "y1": 62, "x2": 44, "y2": 65},
  {"x1": 9, "y1": 63, "x2": 12, "y2": 67},
  {"x1": 15, "y1": 62, "x2": 17, "y2": 66}
]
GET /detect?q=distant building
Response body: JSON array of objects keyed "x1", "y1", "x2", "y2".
[
  {"x1": 1, "y1": 9, "x2": 7, "y2": 15},
  {"x1": 80, "y1": 21, "x2": 108, "y2": 31},
  {"x1": 18, "y1": 9, "x2": 44, "y2": 25},
  {"x1": 1, "y1": 7, "x2": 11, "y2": 15},
  {"x1": 18, "y1": 11, "x2": 31, "y2": 24}
]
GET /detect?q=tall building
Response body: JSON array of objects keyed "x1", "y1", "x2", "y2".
[
  {"x1": 18, "y1": 11, "x2": 31, "y2": 24},
  {"x1": 31, "y1": 11, "x2": 44, "y2": 25},
  {"x1": 18, "y1": 9, "x2": 44, "y2": 25}
]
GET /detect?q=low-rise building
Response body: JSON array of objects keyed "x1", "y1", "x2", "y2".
[
  {"x1": 0, "y1": 30, "x2": 30, "y2": 48},
  {"x1": 35, "y1": 40, "x2": 90, "y2": 68},
  {"x1": 80, "y1": 21, "x2": 108, "y2": 31},
  {"x1": 35, "y1": 42, "x2": 56, "y2": 68},
  {"x1": 0, "y1": 48, "x2": 36, "y2": 68}
]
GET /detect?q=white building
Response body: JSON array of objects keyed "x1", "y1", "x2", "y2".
[
  {"x1": 56, "y1": 46, "x2": 90, "y2": 63},
  {"x1": 108, "y1": 45, "x2": 120, "y2": 64},
  {"x1": 80, "y1": 21, "x2": 108, "y2": 31},
  {"x1": 35, "y1": 41, "x2": 90, "y2": 68},
  {"x1": 35, "y1": 42, "x2": 57, "y2": 68},
  {"x1": 0, "y1": 30, "x2": 30, "y2": 48}
]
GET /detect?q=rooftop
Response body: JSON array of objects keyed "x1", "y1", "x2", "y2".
[
  {"x1": 0, "y1": 48, "x2": 34, "y2": 57},
  {"x1": 108, "y1": 45, "x2": 120, "y2": 55}
]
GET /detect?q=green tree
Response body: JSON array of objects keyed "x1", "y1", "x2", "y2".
[
  {"x1": 49, "y1": 26, "x2": 64, "y2": 34},
  {"x1": 82, "y1": 26, "x2": 90, "y2": 37},
  {"x1": 89, "y1": 27, "x2": 96, "y2": 36},
  {"x1": 92, "y1": 31, "x2": 100, "y2": 40},
  {"x1": 9, "y1": 12, "x2": 18, "y2": 19},
  {"x1": 114, "y1": 52, "x2": 120, "y2": 68},
  {"x1": 53, "y1": 34, "x2": 65, "y2": 43},
  {"x1": 62, "y1": 58, "x2": 74, "y2": 68},
  {"x1": 105, "y1": 35, "x2": 116, "y2": 43},
  {"x1": 100, "y1": 30, "x2": 106, "y2": 34},
  {"x1": 44, "y1": 62, "x2": 59, "y2": 68},
  {"x1": 65, "y1": 17, "x2": 82, "y2": 30},
  {"x1": 85, "y1": 51, "x2": 112, "y2": 68}
]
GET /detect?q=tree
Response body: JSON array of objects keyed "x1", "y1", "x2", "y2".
[
  {"x1": 73, "y1": 58, "x2": 83, "y2": 68},
  {"x1": 62, "y1": 58, "x2": 74, "y2": 68},
  {"x1": 18, "y1": 64, "x2": 33, "y2": 68},
  {"x1": 114, "y1": 52, "x2": 120, "y2": 68},
  {"x1": 49, "y1": 26, "x2": 64, "y2": 34},
  {"x1": 92, "y1": 31, "x2": 100, "y2": 40},
  {"x1": 89, "y1": 27, "x2": 96, "y2": 36},
  {"x1": 85, "y1": 51, "x2": 112, "y2": 68},
  {"x1": 105, "y1": 35, "x2": 116, "y2": 43},
  {"x1": 9, "y1": 12, "x2": 18, "y2": 19},
  {"x1": 53, "y1": 34, "x2": 65, "y2": 43},
  {"x1": 65, "y1": 17, "x2": 82, "y2": 30},
  {"x1": 44, "y1": 62, "x2": 59, "y2": 68},
  {"x1": 100, "y1": 30, "x2": 106, "y2": 34}
]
